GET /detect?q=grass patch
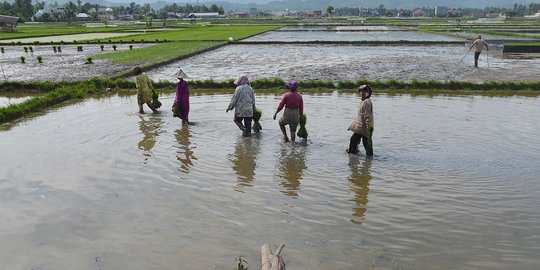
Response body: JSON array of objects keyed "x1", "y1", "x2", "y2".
[
  {"x1": 0, "y1": 83, "x2": 97, "y2": 123},
  {"x1": 102, "y1": 25, "x2": 280, "y2": 42},
  {"x1": 96, "y1": 41, "x2": 224, "y2": 66},
  {"x1": 0, "y1": 25, "x2": 137, "y2": 40},
  {"x1": 3, "y1": 78, "x2": 539, "y2": 125},
  {"x1": 504, "y1": 42, "x2": 540, "y2": 46}
]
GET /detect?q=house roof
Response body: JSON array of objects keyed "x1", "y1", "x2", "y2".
[
  {"x1": 97, "y1": 7, "x2": 113, "y2": 13},
  {"x1": 0, "y1": 15, "x2": 19, "y2": 24},
  {"x1": 188, "y1": 13, "x2": 220, "y2": 17},
  {"x1": 76, "y1": 13, "x2": 91, "y2": 18}
]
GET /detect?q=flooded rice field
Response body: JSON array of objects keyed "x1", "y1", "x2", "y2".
[
  {"x1": 0, "y1": 44, "x2": 150, "y2": 82},
  {"x1": 147, "y1": 44, "x2": 540, "y2": 83},
  {"x1": 455, "y1": 32, "x2": 540, "y2": 41},
  {"x1": 244, "y1": 30, "x2": 461, "y2": 42},
  {"x1": 0, "y1": 32, "x2": 136, "y2": 44},
  {"x1": 0, "y1": 92, "x2": 38, "y2": 107},
  {"x1": 1, "y1": 93, "x2": 539, "y2": 269},
  {"x1": 278, "y1": 26, "x2": 392, "y2": 31}
]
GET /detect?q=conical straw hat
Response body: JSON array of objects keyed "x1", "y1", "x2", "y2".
[{"x1": 173, "y1": 69, "x2": 189, "y2": 79}]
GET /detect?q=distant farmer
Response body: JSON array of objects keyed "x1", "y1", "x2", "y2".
[
  {"x1": 273, "y1": 80, "x2": 304, "y2": 143},
  {"x1": 132, "y1": 66, "x2": 159, "y2": 114},
  {"x1": 173, "y1": 69, "x2": 190, "y2": 125},
  {"x1": 226, "y1": 75, "x2": 256, "y2": 137},
  {"x1": 347, "y1": 84, "x2": 374, "y2": 156},
  {"x1": 470, "y1": 35, "x2": 489, "y2": 68}
]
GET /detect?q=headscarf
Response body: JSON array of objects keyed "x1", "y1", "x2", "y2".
[
  {"x1": 284, "y1": 80, "x2": 298, "y2": 92},
  {"x1": 358, "y1": 84, "x2": 372, "y2": 100},
  {"x1": 234, "y1": 75, "x2": 250, "y2": 86}
]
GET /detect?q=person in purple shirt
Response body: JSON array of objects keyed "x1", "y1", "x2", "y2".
[
  {"x1": 174, "y1": 69, "x2": 190, "y2": 125},
  {"x1": 273, "y1": 80, "x2": 304, "y2": 143}
]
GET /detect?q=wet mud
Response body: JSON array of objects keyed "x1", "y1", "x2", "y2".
[
  {"x1": 0, "y1": 44, "x2": 150, "y2": 82},
  {"x1": 147, "y1": 44, "x2": 540, "y2": 83},
  {"x1": 245, "y1": 30, "x2": 461, "y2": 42}
]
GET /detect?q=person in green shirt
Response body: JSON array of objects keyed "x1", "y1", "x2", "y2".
[{"x1": 132, "y1": 66, "x2": 159, "y2": 114}]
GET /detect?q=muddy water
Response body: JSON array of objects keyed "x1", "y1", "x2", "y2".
[
  {"x1": 244, "y1": 30, "x2": 461, "y2": 42},
  {"x1": 0, "y1": 92, "x2": 38, "y2": 107},
  {"x1": 1, "y1": 93, "x2": 539, "y2": 270},
  {"x1": 147, "y1": 44, "x2": 540, "y2": 83},
  {"x1": 0, "y1": 44, "x2": 149, "y2": 82}
]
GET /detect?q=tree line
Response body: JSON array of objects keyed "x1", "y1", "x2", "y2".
[
  {"x1": 329, "y1": 3, "x2": 540, "y2": 17},
  {"x1": 0, "y1": 0, "x2": 225, "y2": 22}
]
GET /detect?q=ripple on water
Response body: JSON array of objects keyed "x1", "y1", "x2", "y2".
[{"x1": 0, "y1": 93, "x2": 539, "y2": 269}]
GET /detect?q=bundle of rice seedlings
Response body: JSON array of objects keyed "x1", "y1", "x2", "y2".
[
  {"x1": 253, "y1": 108, "x2": 262, "y2": 132},
  {"x1": 297, "y1": 113, "x2": 308, "y2": 139},
  {"x1": 171, "y1": 102, "x2": 180, "y2": 118},
  {"x1": 151, "y1": 90, "x2": 162, "y2": 109}
]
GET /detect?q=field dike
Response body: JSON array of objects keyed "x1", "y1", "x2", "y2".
[{"x1": 2, "y1": 78, "x2": 540, "y2": 125}]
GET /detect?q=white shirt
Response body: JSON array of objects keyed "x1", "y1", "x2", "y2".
[{"x1": 228, "y1": 84, "x2": 256, "y2": 117}]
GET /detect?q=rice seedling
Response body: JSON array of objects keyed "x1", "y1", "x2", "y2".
[
  {"x1": 297, "y1": 113, "x2": 308, "y2": 139},
  {"x1": 253, "y1": 108, "x2": 262, "y2": 132},
  {"x1": 52, "y1": 46, "x2": 57, "y2": 52},
  {"x1": 129, "y1": 45, "x2": 133, "y2": 50},
  {"x1": 73, "y1": 40, "x2": 77, "y2": 44},
  {"x1": 77, "y1": 46, "x2": 84, "y2": 51},
  {"x1": 20, "y1": 56, "x2": 26, "y2": 63},
  {"x1": 151, "y1": 89, "x2": 162, "y2": 108},
  {"x1": 37, "y1": 55, "x2": 43, "y2": 63},
  {"x1": 57, "y1": 46, "x2": 62, "y2": 52},
  {"x1": 0, "y1": 47, "x2": 4, "y2": 53},
  {"x1": 33, "y1": 41, "x2": 40, "y2": 45},
  {"x1": 100, "y1": 44, "x2": 104, "y2": 51},
  {"x1": 23, "y1": 47, "x2": 28, "y2": 53},
  {"x1": 29, "y1": 46, "x2": 33, "y2": 53},
  {"x1": 235, "y1": 256, "x2": 249, "y2": 270},
  {"x1": 112, "y1": 45, "x2": 117, "y2": 50},
  {"x1": 85, "y1": 57, "x2": 93, "y2": 64}
]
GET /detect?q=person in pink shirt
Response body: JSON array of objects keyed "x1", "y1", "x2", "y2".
[{"x1": 273, "y1": 80, "x2": 304, "y2": 143}]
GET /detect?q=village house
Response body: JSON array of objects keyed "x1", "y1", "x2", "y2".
[
  {"x1": 447, "y1": 8, "x2": 461, "y2": 17},
  {"x1": 76, "y1": 13, "x2": 93, "y2": 22},
  {"x1": 0, "y1": 15, "x2": 18, "y2": 32},
  {"x1": 118, "y1": 13, "x2": 134, "y2": 20},
  {"x1": 187, "y1": 13, "x2": 223, "y2": 19},
  {"x1": 97, "y1": 7, "x2": 114, "y2": 20},
  {"x1": 412, "y1": 8, "x2": 426, "y2": 17},
  {"x1": 359, "y1": 8, "x2": 370, "y2": 17}
]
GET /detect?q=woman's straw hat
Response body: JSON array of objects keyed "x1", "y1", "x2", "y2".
[{"x1": 173, "y1": 69, "x2": 189, "y2": 79}]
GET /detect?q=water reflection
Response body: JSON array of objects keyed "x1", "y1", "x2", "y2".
[
  {"x1": 348, "y1": 156, "x2": 372, "y2": 225},
  {"x1": 137, "y1": 115, "x2": 163, "y2": 156},
  {"x1": 229, "y1": 137, "x2": 260, "y2": 192},
  {"x1": 277, "y1": 144, "x2": 307, "y2": 197},
  {"x1": 174, "y1": 125, "x2": 197, "y2": 173}
]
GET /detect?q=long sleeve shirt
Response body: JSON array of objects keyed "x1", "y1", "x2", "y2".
[
  {"x1": 276, "y1": 92, "x2": 303, "y2": 116},
  {"x1": 228, "y1": 84, "x2": 255, "y2": 117}
]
